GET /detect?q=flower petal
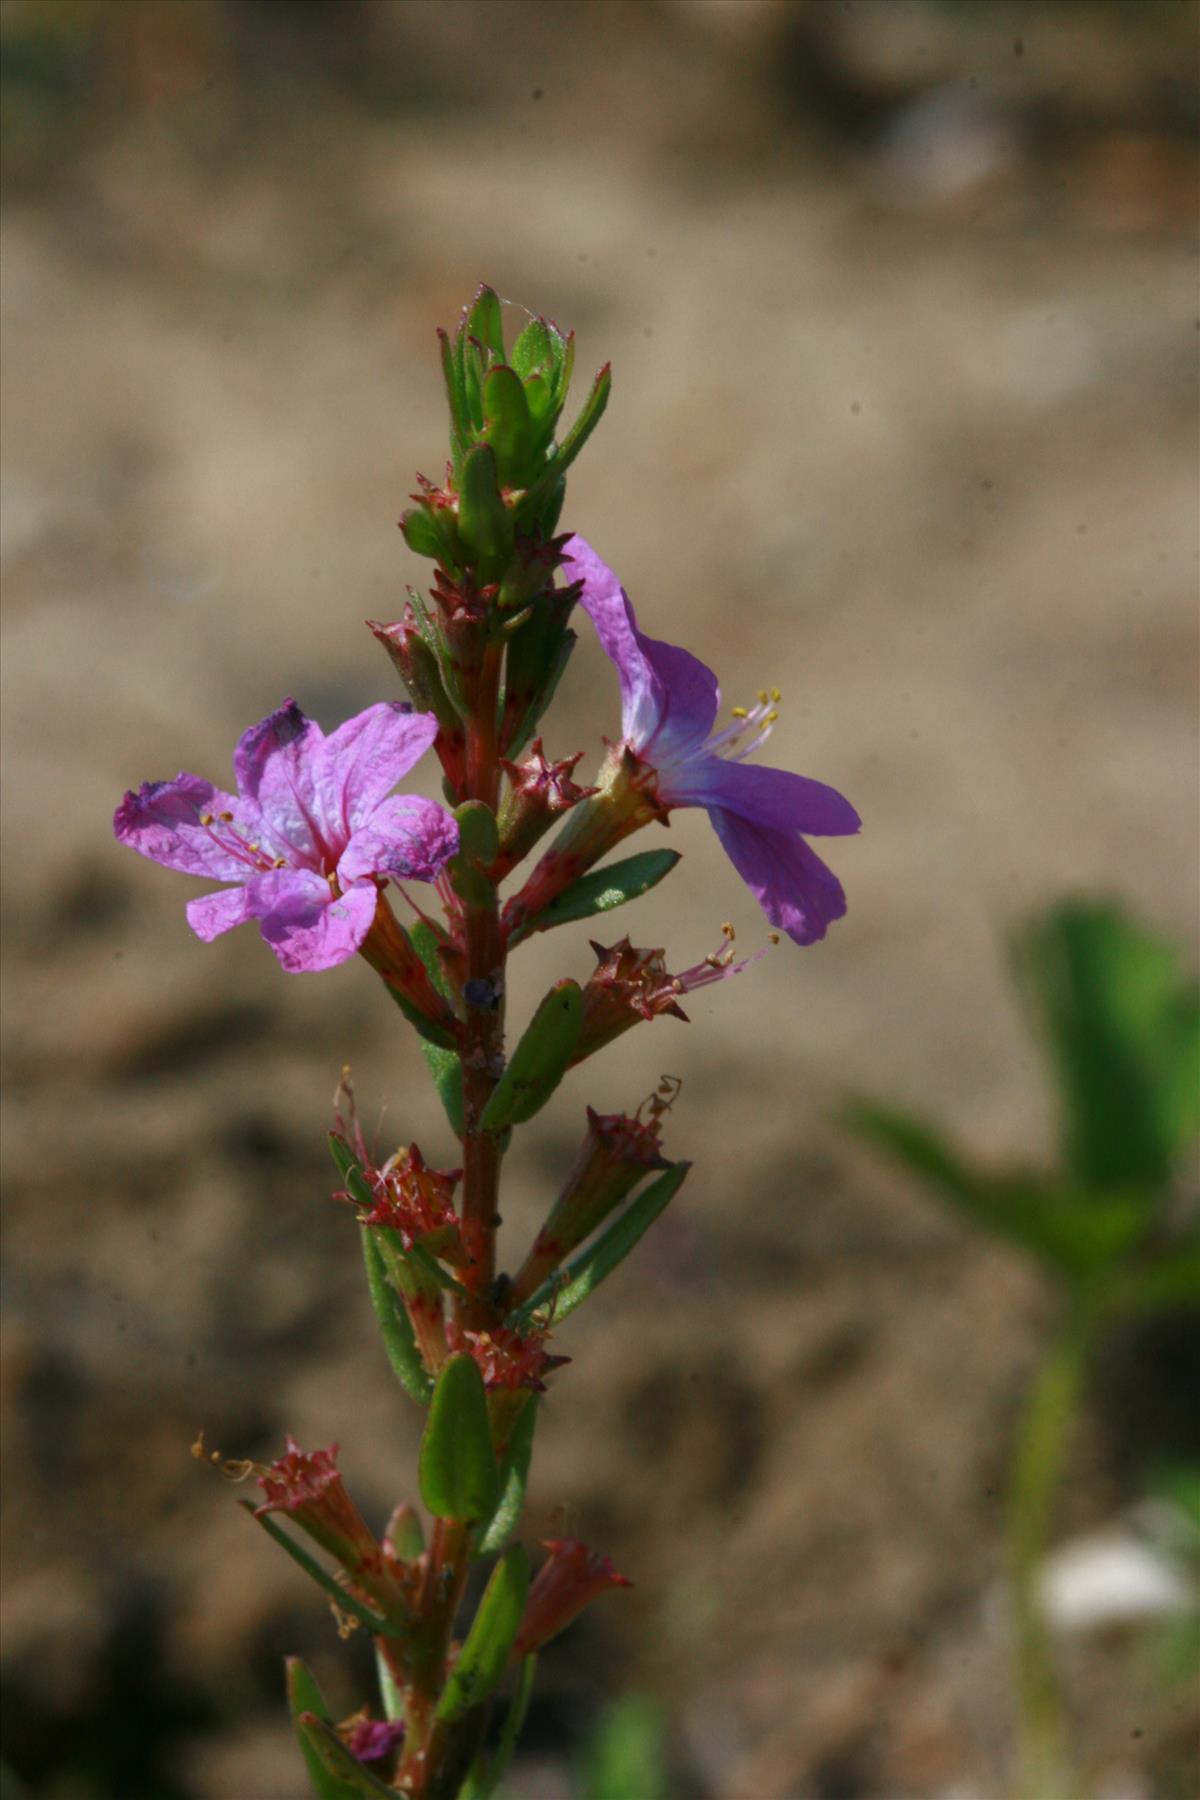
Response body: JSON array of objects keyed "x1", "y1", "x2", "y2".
[
  {"x1": 315, "y1": 704, "x2": 439, "y2": 839},
  {"x1": 249, "y1": 868, "x2": 378, "y2": 972},
  {"x1": 564, "y1": 535, "x2": 719, "y2": 763},
  {"x1": 664, "y1": 756, "x2": 861, "y2": 836},
  {"x1": 232, "y1": 700, "x2": 328, "y2": 867},
  {"x1": 708, "y1": 806, "x2": 847, "y2": 945},
  {"x1": 563, "y1": 536, "x2": 665, "y2": 748},
  {"x1": 114, "y1": 775, "x2": 258, "y2": 879},
  {"x1": 185, "y1": 883, "x2": 257, "y2": 942},
  {"x1": 338, "y1": 795, "x2": 459, "y2": 886},
  {"x1": 635, "y1": 629, "x2": 721, "y2": 765}
]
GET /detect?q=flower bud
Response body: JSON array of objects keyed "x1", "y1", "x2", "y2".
[
  {"x1": 368, "y1": 608, "x2": 467, "y2": 793},
  {"x1": 514, "y1": 1538, "x2": 631, "y2": 1657}
]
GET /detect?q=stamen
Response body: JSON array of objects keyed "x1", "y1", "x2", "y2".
[
  {"x1": 198, "y1": 811, "x2": 214, "y2": 826},
  {"x1": 730, "y1": 706, "x2": 748, "y2": 719}
]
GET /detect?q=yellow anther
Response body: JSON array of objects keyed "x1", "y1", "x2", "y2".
[
  {"x1": 770, "y1": 687, "x2": 781, "y2": 702},
  {"x1": 721, "y1": 921, "x2": 735, "y2": 938},
  {"x1": 766, "y1": 710, "x2": 779, "y2": 724},
  {"x1": 730, "y1": 706, "x2": 748, "y2": 719},
  {"x1": 757, "y1": 689, "x2": 769, "y2": 704},
  {"x1": 274, "y1": 856, "x2": 288, "y2": 868},
  {"x1": 198, "y1": 811, "x2": 214, "y2": 826},
  {"x1": 218, "y1": 810, "x2": 234, "y2": 823}
]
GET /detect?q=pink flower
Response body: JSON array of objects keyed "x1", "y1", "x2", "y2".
[
  {"x1": 114, "y1": 700, "x2": 458, "y2": 972},
  {"x1": 564, "y1": 537, "x2": 860, "y2": 945}
]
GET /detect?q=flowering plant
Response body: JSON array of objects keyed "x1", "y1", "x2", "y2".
[{"x1": 114, "y1": 286, "x2": 857, "y2": 1798}]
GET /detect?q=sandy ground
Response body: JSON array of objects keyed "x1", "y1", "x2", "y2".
[{"x1": 2, "y1": 3, "x2": 1197, "y2": 1796}]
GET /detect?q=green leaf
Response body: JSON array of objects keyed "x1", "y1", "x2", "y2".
[
  {"x1": 374, "y1": 1641, "x2": 405, "y2": 1725},
  {"x1": 362, "y1": 1226, "x2": 434, "y2": 1405},
  {"x1": 548, "y1": 362, "x2": 611, "y2": 480},
  {"x1": 480, "y1": 980, "x2": 583, "y2": 1133},
  {"x1": 466, "y1": 284, "x2": 506, "y2": 361},
  {"x1": 458, "y1": 443, "x2": 514, "y2": 570},
  {"x1": 385, "y1": 1500, "x2": 425, "y2": 1562},
  {"x1": 511, "y1": 318, "x2": 553, "y2": 380},
  {"x1": 1012, "y1": 901, "x2": 1200, "y2": 1193},
  {"x1": 295, "y1": 1715, "x2": 399, "y2": 1799},
  {"x1": 459, "y1": 1655, "x2": 538, "y2": 1800},
  {"x1": 476, "y1": 1394, "x2": 538, "y2": 1557},
  {"x1": 435, "y1": 1546, "x2": 530, "y2": 1723},
  {"x1": 240, "y1": 1503, "x2": 392, "y2": 1632},
  {"x1": 407, "y1": 920, "x2": 465, "y2": 1136},
  {"x1": 516, "y1": 1162, "x2": 691, "y2": 1327},
  {"x1": 400, "y1": 505, "x2": 445, "y2": 563},
  {"x1": 509, "y1": 849, "x2": 681, "y2": 944},
  {"x1": 483, "y1": 364, "x2": 534, "y2": 485},
  {"x1": 287, "y1": 1661, "x2": 365, "y2": 1800},
  {"x1": 419, "y1": 1354, "x2": 500, "y2": 1522},
  {"x1": 383, "y1": 976, "x2": 459, "y2": 1051},
  {"x1": 455, "y1": 800, "x2": 500, "y2": 869},
  {"x1": 438, "y1": 326, "x2": 470, "y2": 459},
  {"x1": 847, "y1": 1103, "x2": 1149, "y2": 1280}
]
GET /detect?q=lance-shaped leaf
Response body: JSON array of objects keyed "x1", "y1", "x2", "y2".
[
  {"x1": 435, "y1": 1545, "x2": 530, "y2": 1723},
  {"x1": 848, "y1": 1103, "x2": 1150, "y2": 1280},
  {"x1": 419, "y1": 1354, "x2": 500, "y2": 1522},
  {"x1": 288, "y1": 1660, "x2": 365, "y2": 1800},
  {"x1": 509, "y1": 849, "x2": 681, "y2": 945},
  {"x1": 458, "y1": 443, "x2": 513, "y2": 569},
  {"x1": 520, "y1": 364, "x2": 611, "y2": 524},
  {"x1": 295, "y1": 1715, "x2": 399, "y2": 1800},
  {"x1": 239, "y1": 1502, "x2": 395, "y2": 1633},
  {"x1": 511, "y1": 317, "x2": 554, "y2": 381},
  {"x1": 362, "y1": 1226, "x2": 434, "y2": 1405},
  {"x1": 480, "y1": 981, "x2": 583, "y2": 1133},
  {"x1": 455, "y1": 800, "x2": 501, "y2": 870},
  {"x1": 459, "y1": 1654, "x2": 538, "y2": 1800},
  {"x1": 483, "y1": 365, "x2": 534, "y2": 485},
  {"x1": 465, "y1": 284, "x2": 506, "y2": 361},
  {"x1": 476, "y1": 1394, "x2": 538, "y2": 1558},
  {"x1": 439, "y1": 326, "x2": 471, "y2": 464},
  {"x1": 374, "y1": 1641, "x2": 405, "y2": 1725},
  {"x1": 516, "y1": 1162, "x2": 691, "y2": 1328},
  {"x1": 407, "y1": 919, "x2": 464, "y2": 1136}
]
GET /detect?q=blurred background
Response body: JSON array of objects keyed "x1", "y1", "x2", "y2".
[{"x1": 1, "y1": 2, "x2": 1197, "y2": 1796}]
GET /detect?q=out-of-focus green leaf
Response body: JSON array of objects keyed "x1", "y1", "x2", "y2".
[
  {"x1": 580, "y1": 1692, "x2": 669, "y2": 1800},
  {"x1": 1011, "y1": 901, "x2": 1200, "y2": 1193},
  {"x1": 516, "y1": 1162, "x2": 691, "y2": 1327},
  {"x1": 476, "y1": 1394, "x2": 538, "y2": 1557},
  {"x1": 435, "y1": 1545, "x2": 530, "y2": 1723},
  {"x1": 1110, "y1": 1233, "x2": 1200, "y2": 1315},
  {"x1": 848, "y1": 1103, "x2": 1149, "y2": 1280},
  {"x1": 508, "y1": 849, "x2": 681, "y2": 945},
  {"x1": 480, "y1": 981, "x2": 582, "y2": 1133},
  {"x1": 419, "y1": 1354, "x2": 500, "y2": 1522}
]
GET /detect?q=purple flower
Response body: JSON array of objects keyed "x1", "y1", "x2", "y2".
[
  {"x1": 114, "y1": 700, "x2": 458, "y2": 972},
  {"x1": 563, "y1": 536, "x2": 860, "y2": 945}
]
